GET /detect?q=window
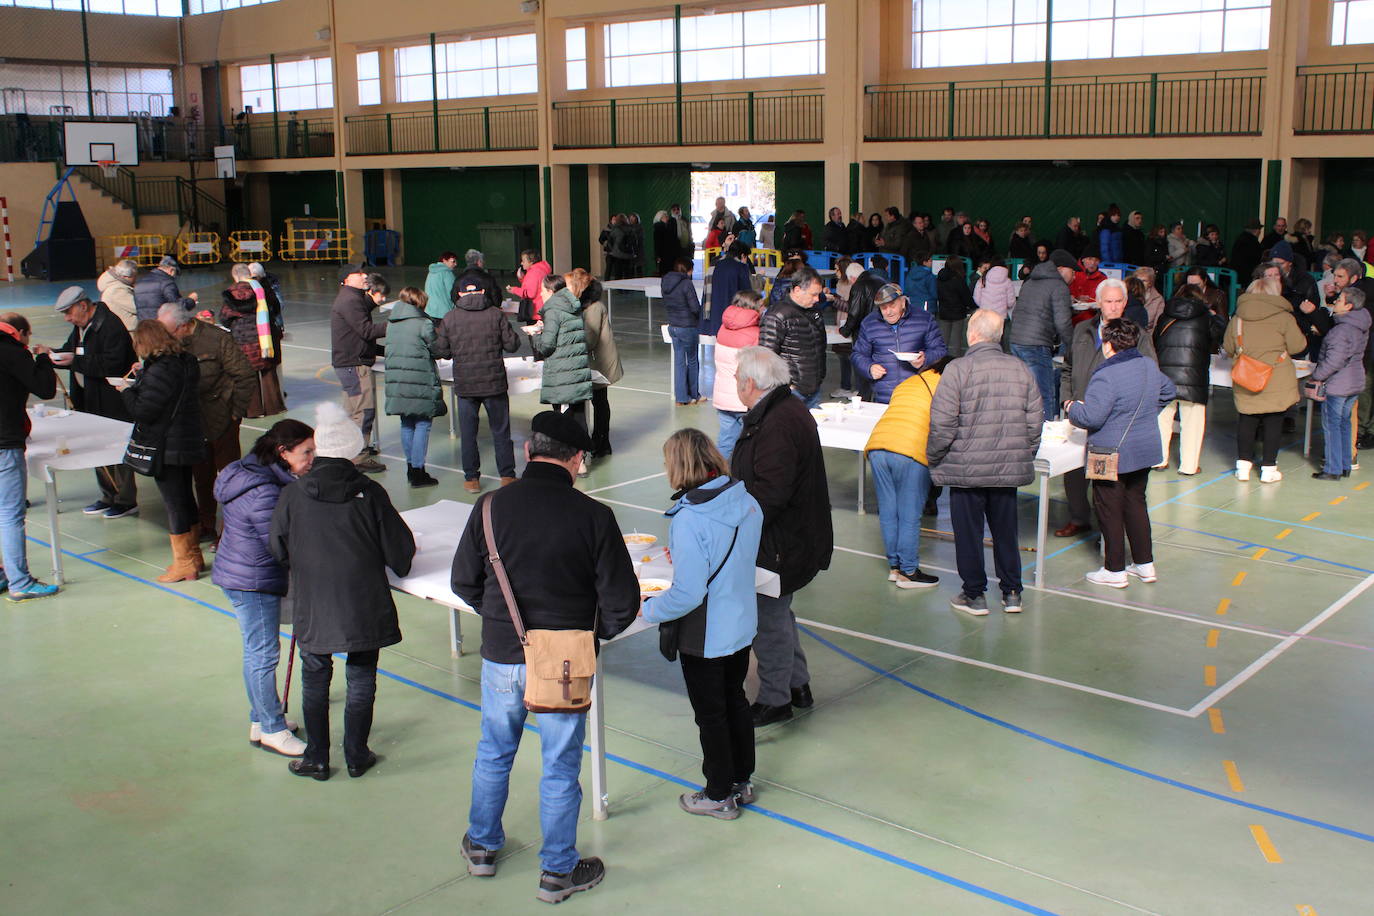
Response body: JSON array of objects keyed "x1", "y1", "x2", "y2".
[
  {"x1": 604, "y1": 4, "x2": 826, "y2": 88},
  {"x1": 357, "y1": 51, "x2": 381, "y2": 106},
  {"x1": 1333, "y1": 0, "x2": 1374, "y2": 44},
  {"x1": 392, "y1": 34, "x2": 538, "y2": 102},
  {"x1": 0, "y1": 0, "x2": 181, "y2": 14},
  {"x1": 911, "y1": 0, "x2": 1269, "y2": 67},
  {"x1": 0, "y1": 62, "x2": 173, "y2": 116},
  {"x1": 239, "y1": 57, "x2": 333, "y2": 113},
  {"x1": 566, "y1": 27, "x2": 587, "y2": 91},
  {"x1": 189, "y1": 0, "x2": 281, "y2": 12}
]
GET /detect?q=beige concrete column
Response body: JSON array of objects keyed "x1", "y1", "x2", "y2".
[
  {"x1": 587, "y1": 164, "x2": 609, "y2": 276},
  {"x1": 549, "y1": 163, "x2": 571, "y2": 269},
  {"x1": 382, "y1": 168, "x2": 404, "y2": 263},
  {"x1": 340, "y1": 168, "x2": 364, "y2": 244}
]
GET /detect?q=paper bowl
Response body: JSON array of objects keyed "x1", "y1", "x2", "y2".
[
  {"x1": 892, "y1": 351, "x2": 920, "y2": 361},
  {"x1": 819, "y1": 402, "x2": 846, "y2": 416},
  {"x1": 623, "y1": 533, "x2": 658, "y2": 552},
  {"x1": 638, "y1": 578, "x2": 672, "y2": 597}
]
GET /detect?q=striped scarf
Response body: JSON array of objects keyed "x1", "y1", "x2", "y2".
[{"x1": 248, "y1": 278, "x2": 274, "y2": 360}]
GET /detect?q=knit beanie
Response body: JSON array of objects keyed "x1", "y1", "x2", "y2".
[{"x1": 313, "y1": 402, "x2": 364, "y2": 460}]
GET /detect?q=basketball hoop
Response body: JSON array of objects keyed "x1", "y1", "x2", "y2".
[{"x1": 97, "y1": 160, "x2": 118, "y2": 178}]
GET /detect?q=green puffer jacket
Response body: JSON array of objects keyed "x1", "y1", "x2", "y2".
[
  {"x1": 383, "y1": 300, "x2": 446, "y2": 418},
  {"x1": 533, "y1": 288, "x2": 592, "y2": 405}
]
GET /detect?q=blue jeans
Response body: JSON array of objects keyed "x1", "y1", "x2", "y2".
[
  {"x1": 717, "y1": 409, "x2": 744, "y2": 460},
  {"x1": 792, "y1": 387, "x2": 823, "y2": 410},
  {"x1": 399, "y1": 416, "x2": 432, "y2": 469},
  {"x1": 0, "y1": 448, "x2": 35, "y2": 591},
  {"x1": 669, "y1": 326, "x2": 700, "y2": 401},
  {"x1": 699, "y1": 340, "x2": 716, "y2": 394},
  {"x1": 457, "y1": 394, "x2": 516, "y2": 480},
  {"x1": 469, "y1": 660, "x2": 587, "y2": 874},
  {"x1": 1011, "y1": 344, "x2": 1056, "y2": 422},
  {"x1": 221, "y1": 588, "x2": 287, "y2": 734},
  {"x1": 868, "y1": 450, "x2": 933, "y2": 574},
  {"x1": 1322, "y1": 393, "x2": 1356, "y2": 475}
]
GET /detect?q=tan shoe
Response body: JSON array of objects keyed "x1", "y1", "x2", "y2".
[
  {"x1": 157, "y1": 532, "x2": 200, "y2": 582},
  {"x1": 500, "y1": 476, "x2": 517, "y2": 487},
  {"x1": 463, "y1": 479, "x2": 481, "y2": 493}
]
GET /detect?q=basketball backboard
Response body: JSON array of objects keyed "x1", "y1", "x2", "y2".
[{"x1": 63, "y1": 121, "x2": 138, "y2": 167}]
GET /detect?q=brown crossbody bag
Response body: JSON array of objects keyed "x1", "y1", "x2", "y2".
[
  {"x1": 481, "y1": 494, "x2": 597, "y2": 713},
  {"x1": 1231, "y1": 317, "x2": 1279, "y2": 393}
]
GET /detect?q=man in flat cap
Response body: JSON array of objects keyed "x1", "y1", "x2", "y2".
[
  {"x1": 451, "y1": 409, "x2": 640, "y2": 904},
  {"x1": 330, "y1": 262, "x2": 386, "y2": 472},
  {"x1": 38, "y1": 287, "x2": 139, "y2": 517}
]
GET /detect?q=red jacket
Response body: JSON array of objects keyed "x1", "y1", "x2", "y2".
[
  {"x1": 510, "y1": 260, "x2": 552, "y2": 319},
  {"x1": 1070, "y1": 268, "x2": 1105, "y2": 303}
]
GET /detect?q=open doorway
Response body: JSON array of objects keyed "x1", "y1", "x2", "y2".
[{"x1": 689, "y1": 170, "x2": 775, "y2": 247}]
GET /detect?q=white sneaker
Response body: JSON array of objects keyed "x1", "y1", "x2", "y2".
[
  {"x1": 258, "y1": 728, "x2": 306, "y2": 757},
  {"x1": 1085, "y1": 567, "x2": 1128, "y2": 588},
  {"x1": 1235, "y1": 460, "x2": 1252, "y2": 481},
  {"x1": 1259, "y1": 465, "x2": 1282, "y2": 483},
  {"x1": 1126, "y1": 562, "x2": 1157, "y2": 583},
  {"x1": 250, "y1": 719, "x2": 299, "y2": 746},
  {"x1": 887, "y1": 568, "x2": 898, "y2": 582},
  {"x1": 830, "y1": 388, "x2": 855, "y2": 399}
]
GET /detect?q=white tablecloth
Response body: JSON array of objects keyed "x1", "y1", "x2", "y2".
[
  {"x1": 374, "y1": 356, "x2": 542, "y2": 397},
  {"x1": 25, "y1": 408, "x2": 132, "y2": 479},
  {"x1": 1209, "y1": 353, "x2": 1313, "y2": 388}
]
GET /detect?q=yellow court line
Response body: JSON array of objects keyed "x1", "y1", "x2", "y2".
[
  {"x1": 1232, "y1": 571, "x2": 1247, "y2": 586},
  {"x1": 1208, "y1": 708, "x2": 1226, "y2": 734},
  {"x1": 1275, "y1": 528, "x2": 1294, "y2": 540},
  {"x1": 1356, "y1": 482, "x2": 1370, "y2": 492},
  {"x1": 1330, "y1": 496, "x2": 1347, "y2": 506},
  {"x1": 1223, "y1": 760, "x2": 1246, "y2": 793},
  {"x1": 1296, "y1": 905, "x2": 1320, "y2": 915},
  {"x1": 1204, "y1": 665, "x2": 1217, "y2": 686},
  {"x1": 1217, "y1": 598, "x2": 1231, "y2": 615},
  {"x1": 1206, "y1": 628, "x2": 1220, "y2": 649},
  {"x1": 1249, "y1": 825, "x2": 1283, "y2": 863},
  {"x1": 1301, "y1": 512, "x2": 1321, "y2": 522},
  {"x1": 1253, "y1": 547, "x2": 1269, "y2": 559}
]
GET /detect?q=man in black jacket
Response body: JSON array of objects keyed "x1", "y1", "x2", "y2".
[
  {"x1": 1122, "y1": 210, "x2": 1147, "y2": 265},
  {"x1": 452, "y1": 249, "x2": 503, "y2": 311},
  {"x1": 42, "y1": 287, "x2": 138, "y2": 518},
  {"x1": 0, "y1": 313, "x2": 59, "y2": 600},
  {"x1": 1230, "y1": 219, "x2": 1264, "y2": 287},
  {"x1": 759, "y1": 265, "x2": 828, "y2": 408},
  {"x1": 451, "y1": 410, "x2": 639, "y2": 904},
  {"x1": 330, "y1": 263, "x2": 386, "y2": 472},
  {"x1": 730, "y1": 347, "x2": 832, "y2": 726},
  {"x1": 134, "y1": 255, "x2": 196, "y2": 322}
]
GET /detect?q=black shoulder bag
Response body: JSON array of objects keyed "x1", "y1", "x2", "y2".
[
  {"x1": 123, "y1": 359, "x2": 189, "y2": 477},
  {"x1": 659, "y1": 525, "x2": 740, "y2": 662}
]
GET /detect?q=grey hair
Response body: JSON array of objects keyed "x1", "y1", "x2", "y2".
[
  {"x1": 966, "y1": 308, "x2": 1004, "y2": 344},
  {"x1": 735, "y1": 346, "x2": 792, "y2": 392},
  {"x1": 528, "y1": 431, "x2": 580, "y2": 462},
  {"x1": 112, "y1": 259, "x2": 138, "y2": 279},
  {"x1": 157, "y1": 301, "x2": 194, "y2": 325},
  {"x1": 653, "y1": 210, "x2": 669, "y2": 223},
  {"x1": 1336, "y1": 257, "x2": 1365, "y2": 278},
  {"x1": 1132, "y1": 265, "x2": 1156, "y2": 281},
  {"x1": 1094, "y1": 277, "x2": 1129, "y2": 304},
  {"x1": 1342, "y1": 286, "x2": 1366, "y2": 311},
  {"x1": 790, "y1": 265, "x2": 822, "y2": 291},
  {"x1": 465, "y1": 248, "x2": 483, "y2": 267},
  {"x1": 230, "y1": 263, "x2": 251, "y2": 280},
  {"x1": 248, "y1": 261, "x2": 266, "y2": 278}
]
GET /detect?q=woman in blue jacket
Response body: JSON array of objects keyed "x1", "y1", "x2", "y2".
[
  {"x1": 662, "y1": 257, "x2": 703, "y2": 404},
  {"x1": 850, "y1": 283, "x2": 948, "y2": 403},
  {"x1": 212, "y1": 418, "x2": 316, "y2": 758},
  {"x1": 642, "y1": 428, "x2": 764, "y2": 821},
  {"x1": 1066, "y1": 319, "x2": 1175, "y2": 589}
]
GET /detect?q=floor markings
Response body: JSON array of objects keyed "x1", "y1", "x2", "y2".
[
  {"x1": 1301, "y1": 512, "x2": 1321, "y2": 522},
  {"x1": 1208, "y1": 708, "x2": 1226, "y2": 733},
  {"x1": 1253, "y1": 547, "x2": 1269, "y2": 559},
  {"x1": 1232, "y1": 571, "x2": 1247, "y2": 586},
  {"x1": 1355, "y1": 482, "x2": 1370, "y2": 492},
  {"x1": 1204, "y1": 665, "x2": 1217, "y2": 686},
  {"x1": 1206, "y1": 629, "x2": 1220, "y2": 648},
  {"x1": 1329, "y1": 496, "x2": 1346, "y2": 505},
  {"x1": 1249, "y1": 825, "x2": 1283, "y2": 863},
  {"x1": 1223, "y1": 760, "x2": 1245, "y2": 793},
  {"x1": 1296, "y1": 906, "x2": 1320, "y2": 915},
  {"x1": 1216, "y1": 598, "x2": 1231, "y2": 615},
  {"x1": 1275, "y1": 528, "x2": 1293, "y2": 540}
]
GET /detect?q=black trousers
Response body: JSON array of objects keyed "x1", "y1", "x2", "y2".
[
  {"x1": 589, "y1": 386, "x2": 611, "y2": 455},
  {"x1": 679, "y1": 646, "x2": 754, "y2": 801},
  {"x1": 300, "y1": 649, "x2": 380, "y2": 768},
  {"x1": 1236, "y1": 411, "x2": 1284, "y2": 465},
  {"x1": 1092, "y1": 467, "x2": 1152, "y2": 572},
  {"x1": 949, "y1": 487, "x2": 1022, "y2": 597},
  {"x1": 154, "y1": 464, "x2": 196, "y2": 535}
]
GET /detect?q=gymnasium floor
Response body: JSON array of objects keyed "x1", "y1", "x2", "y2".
[{"x1": 4, "y1": 266, "x2": 1372, "y2": 915}]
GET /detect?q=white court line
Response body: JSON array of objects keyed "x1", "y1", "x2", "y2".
[
  {"x1": 1185, "y1": 573, "x2": 1374, "y2": 716},
  {"x1": 283, "y1": 342, "x2": 332, "y2": 353},
  {"x1": 584, "y1": 472, "x2": 667, "y2": 494},
  {"x1": 612, "y1": 385, "x2": 671, "y2": 396},
  {"x1": 797, "y1": 618, "x2": 1194, "y2": 716}
]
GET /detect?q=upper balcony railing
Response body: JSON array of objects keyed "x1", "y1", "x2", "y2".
[
  {"x1": 0, "y1": 115, "x2": 334, "y2": 163},
  {"x1": 1295, "y1": 64, "x2": 1374, "y2": 134},
  {"x1": 865, "y1": 69, "x2": 1266, "y2": 141},
  {"x1": 552, "y1": 89, "x2": 823, "y2": 148},
  {"x1": 344, "y1": 105, "x2": 539, "y2": 155}
]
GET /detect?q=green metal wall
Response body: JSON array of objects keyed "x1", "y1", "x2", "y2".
[
  {"x1": 1319, "y1": 159, "x2": 1374, "y2": 236},
  {"x1": 400, "y1": 167, "x2": 539, "y2": 265},
  {"x1": 906, "y1": 160, "x2": 1261, "y2": 253},
  {"x1": 362, "y1": 170, "x2": 385, "y2": 221},
  {"x1": 267, "y1": 171, "x2": 339, "y2": 237},
  {"x1": 568, "y1": 164, "x2": 590, "y2": 270}
]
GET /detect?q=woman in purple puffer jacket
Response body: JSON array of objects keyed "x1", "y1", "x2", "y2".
[{"x1": 212, "y1": 418, "x2": 315, "y2": 758}]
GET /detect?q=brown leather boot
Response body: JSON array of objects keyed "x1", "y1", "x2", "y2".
[{"x1": 157, "y1": 532, "x2": 200, "y2": 582}]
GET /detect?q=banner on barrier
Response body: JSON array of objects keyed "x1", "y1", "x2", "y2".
[
  {"x1": 187, "y1": 242, "x2": 215, "y2": 255},
  {"x1": 114, "y1": 245, "x2": 139, "y2": 259},
  {"x1": 237, "y1": 240, "x2": 265, "y2": 252}
]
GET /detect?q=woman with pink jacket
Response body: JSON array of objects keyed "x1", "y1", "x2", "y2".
[
  {"x1": 973, "y1": 262, "x2": 1017, "y2": 319},
  {"x1": 711, "y1": 288, "x2": 765, "y2": 459},
  {"x1": 506, "y1": 249, "x2": 552, "y2": 321}
]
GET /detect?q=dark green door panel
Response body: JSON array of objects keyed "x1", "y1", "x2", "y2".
[
  {"x1": 268, "y1": 171, "x2": 339, "y2": 238},
  {"x1": 1319, "y1": 159, "x2": 1374, "y2": 238},
  {"x1": 400, "y1": 167, "x2": 539, "y2": 266}
]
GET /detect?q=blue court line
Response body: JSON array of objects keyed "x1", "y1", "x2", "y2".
[
  {"x1": 33, "y1": 536, "x2": 1060, "y2": 916},
  {"x1": 1148, "y1": 522, "x2": 1374, "y2": 575},
  {"x1": 74, "y1": 548, "x2": 107, "y2": 557},
  {"x1": 1171, "y1": 502, "x2": 1374, "y2": 544},
  {"x1": 800, "y1": 626, "x2": 1374, "y2": 846}
]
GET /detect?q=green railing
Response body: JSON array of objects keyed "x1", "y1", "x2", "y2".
[
  {"x1": 552, "y1": 90, "x2": 823, "y2": 148},
  {"x1": 344, "y1": 106, "x2": 539, "y2": 155},
  {"x1": 865, "y1": 70, "x2": 1265, "y2": 140},
  {"x1": 71, "y1": 164, "x2": 229, "y2": 232},
  {"x1": 0, "y1": 116, "x2": 333, "y2": 163},
  {"x1": 1295, "y1": 64, "x2": 1374, "y2": 134}
]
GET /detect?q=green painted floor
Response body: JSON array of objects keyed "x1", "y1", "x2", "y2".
[{"x1": 4, "y1": 267, "x2": 1373, "y2": 915}]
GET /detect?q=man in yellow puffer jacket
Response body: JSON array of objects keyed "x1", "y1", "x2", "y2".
[{"x1": 864, "y1": 355, "x2": 953, "y2": 589}]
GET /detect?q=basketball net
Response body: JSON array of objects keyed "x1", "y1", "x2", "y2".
[{"x1": 98, "y1": 160, "x2": 118, "y2": 179}]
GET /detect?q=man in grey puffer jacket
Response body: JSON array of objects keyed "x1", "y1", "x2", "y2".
[
  {"x1": 928, "y1": 309, "x2": 1043, "y2": 616},
  {"x1": 1009, "y1": 249, "x2": 1076, "y2": 422}
]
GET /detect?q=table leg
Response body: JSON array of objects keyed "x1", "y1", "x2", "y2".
[
  {"x1": 1035, "y1": 469, "x2": 1050, "y2": 590},
  {"x1": 589, "y1": 667, "x2": 608, "y2": 820},
  {"x1": 369, "y1": 372, "x2": 381, "y2": 450},
  {"x1": 646, "y1": 297, "x2": 653, "y2": 335},
  {"x1": 46, "y1": 475, "x2": 62, "y2": 586},
  {"x1": 1304, "y1": 399, "x2": 1313, "y2": 458},
  {"x1": 856, "y1": 452, "x2": 867, "y2": 514},
  {"x1": 668, "y1": 334, "x2": 676, "y2": 405},
  {"x1": 449, "y1": 384, "x2": 458, "y2": 439},
  {"x1": 449, "y1": 607, "x2": 463, "y2": 658}
]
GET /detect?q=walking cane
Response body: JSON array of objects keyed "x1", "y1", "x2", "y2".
[{"x1": 281, "y1": 634, "x2": 297, "y2": 715}]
